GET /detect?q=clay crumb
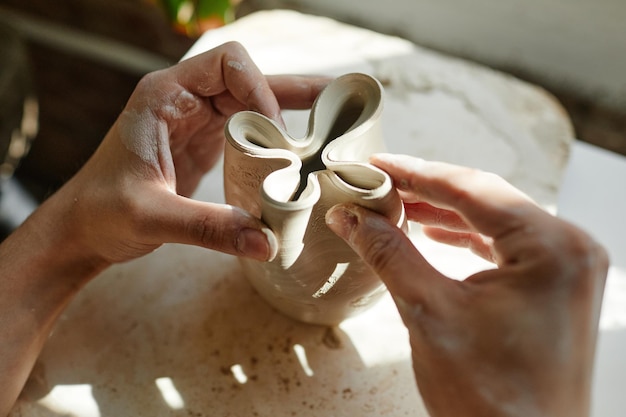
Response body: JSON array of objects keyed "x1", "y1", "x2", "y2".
[
  {"x1": 342, "y1": 388, "x2": 354, "y2": 400},
  {"x1": 322, "y1": 326, "x2": 342, "y2": 349},
  {"x1": 227, "y1": 60, "x2": 245, "y2": 72}
]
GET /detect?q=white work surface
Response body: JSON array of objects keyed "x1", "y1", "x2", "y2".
[{"x1": 11, "y1": 10, "x2": 626, "y2": 417}]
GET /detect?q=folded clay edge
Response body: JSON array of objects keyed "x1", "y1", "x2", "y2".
[{"x1": 224, "y1": 73, "x2": 390, "y2": 212}]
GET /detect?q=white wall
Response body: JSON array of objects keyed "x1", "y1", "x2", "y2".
[{"x1": 282, "y1": 0, "x2": 626, "y2": 111}]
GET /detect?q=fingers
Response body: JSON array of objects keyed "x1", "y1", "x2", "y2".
[
  {"x1": 422, "y1": 226, "x2": 497, "y2": 263},
  {"x1": 370, "y1": 153, "x2": 541, "y2": 239},
  {"x1": 266, "y1": 75, "x2": 331, "y2": 109},
  {"x1": 173, "y1": 44, "x2": 330, "y2": 126},
  {"x1": 174, "y1": 41, "x2": 283, "y2": 122},
  {"x1": 325, "y1": 203, "x2": 447, "y2": 305},
  {"x1": 208, "y1": 74, "x2": 330, "y2": 117},
  {"x1": 404, "y1": 202, "x2": 470, "y2": 232},
  {"x1": 405, "y1": 202, "x2": 496, "y2": 262},
  {"x1": 144, "y1": 191, "x2": 278, "y2": 262}
]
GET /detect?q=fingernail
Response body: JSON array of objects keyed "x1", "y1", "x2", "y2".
[
  {"x1": 237, "y1": 227, "x2": 278, "y2": 262},
  {"x1": 325, "y1": 205, "x2": 359, "y2": 240}
]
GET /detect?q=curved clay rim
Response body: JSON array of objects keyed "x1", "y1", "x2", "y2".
[{"x1": 224, "y1": 72, "x2": 391, "y2": 210}]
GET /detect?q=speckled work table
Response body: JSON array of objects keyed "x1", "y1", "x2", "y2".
[{"x1": 11, "y1": 10, "x2": 584, "y2": 417}]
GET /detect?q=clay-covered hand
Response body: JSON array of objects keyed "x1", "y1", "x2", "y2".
[
  {"x1": 326, "y1": 153, "x2": 609, "y2": 417},
  {"x1": 0, "y1": 42, "x2": 328, "y2": 415},
  {"x1": 58, "y1": 41, "x2": 328, "y2": 265}
]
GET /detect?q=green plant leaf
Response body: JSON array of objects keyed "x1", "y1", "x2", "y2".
[
  {"x1": 158, "y1": 0, "x2": 186, "y2": 21},
  {"x1": 196, "y1": 0, "x2": 231, "y2": 20}
]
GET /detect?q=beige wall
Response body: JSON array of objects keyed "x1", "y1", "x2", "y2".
[{"x1": 281, "y1": 0, "x2": 626, "y2": 111}]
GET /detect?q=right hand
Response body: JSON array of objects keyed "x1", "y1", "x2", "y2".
[{"x1": 326, "y1": 153, "x2": 609, "y2": 417}]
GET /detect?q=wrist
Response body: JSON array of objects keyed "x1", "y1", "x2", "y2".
[
  {"x1": 417, "y1": 365, "x2": 591, "y2": 417},
  {"x1": 0, "y1": 180, "x2": 110, "y2": 415},
  {"x1": 3, "y1": 181, "x2": 111, "y2": 306}
]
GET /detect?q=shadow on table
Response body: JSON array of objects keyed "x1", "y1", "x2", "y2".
[{"x1": 12, "y1": 244, "x2": 424, "y2": 417}]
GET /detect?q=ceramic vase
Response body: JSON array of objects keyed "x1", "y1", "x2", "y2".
[{"x1": 223, "y1": 73, "x2": 407, "y2": 325}]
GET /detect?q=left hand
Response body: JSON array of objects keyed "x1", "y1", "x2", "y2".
[
  {"x1": 0, "y1": 41, "x2": 329, "y2": 416},
  {"x1": 55, "y1": 41, "x2": 329, "y2": 265}
]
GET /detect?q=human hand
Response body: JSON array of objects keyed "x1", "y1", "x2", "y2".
[
  {"x1": 55, "y1": 41, "x2": 329, "y2": 266},
  {"x1": 0, "y1": 42, "x2": 328, "y2": 414},
  {"x1": 326, "y1": 154, "x2": 608, "y2": 417}
]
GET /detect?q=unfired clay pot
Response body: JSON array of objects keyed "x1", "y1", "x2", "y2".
[{"x1": 224, "y1": 73, "x2": 407, "y2": 325}]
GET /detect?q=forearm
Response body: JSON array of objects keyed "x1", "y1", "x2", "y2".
[{"x1": 0, "y1": 186, "x2": 108, "y2": 415}]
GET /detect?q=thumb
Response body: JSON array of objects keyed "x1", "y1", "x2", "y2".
[
  {"x1": 147, "y1": 192, "x2": 278, "y2": 262},
  {"x1": 325, "y1": 203, "x2": 446, "y2": 305}
]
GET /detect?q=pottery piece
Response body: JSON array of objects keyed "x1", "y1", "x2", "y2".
[{"x1": 224, "y1": 73, "x2": 407, "y2": 325}]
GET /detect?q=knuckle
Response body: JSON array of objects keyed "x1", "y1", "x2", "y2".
[
  {"x1": 187, "y1": 214, "x2": 219, "y2": 248},
  {"x1": 221, "y1": 40, "x2": 245, "y2": 54},
  {"x1": 359, "y1": 228, "x2": 403, "y2": 273},
  {"x1": 135, "y1": 71, "x2": 162, "y2": 94},
  {"x1": 561, "y1": 230, "x2": 599, "y2": 268},
  {"x1": 561, "y1": 232, "x2": 611, "y2": 295},
  {"x1": 535, "y1": 224, "x2": 609, "y2": 285},
  {"x1": 220, "y1": 41, "x2": 250, "y2": 67},
  {"x1": 567, "y1": 231, "x2": 609, "y2": 276}
]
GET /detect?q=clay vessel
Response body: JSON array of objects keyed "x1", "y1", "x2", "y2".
[{"x1": 223, "y1": 73, "x2": 407, "y2": 325}]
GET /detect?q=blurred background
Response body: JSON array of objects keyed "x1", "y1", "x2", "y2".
[{"x1": 0, "y1": 0, "x2": 624, "y2": 238}]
